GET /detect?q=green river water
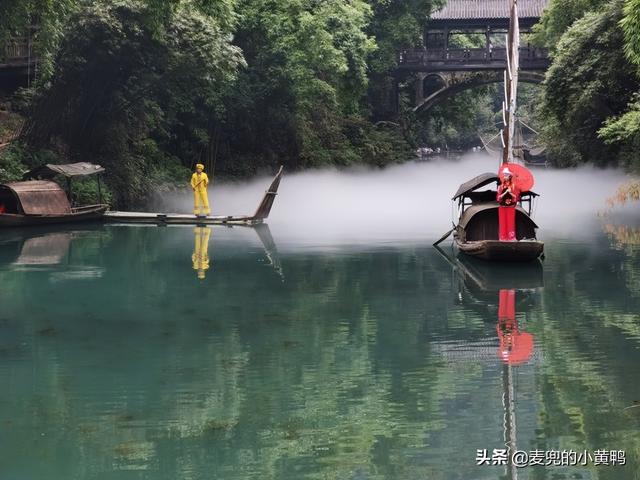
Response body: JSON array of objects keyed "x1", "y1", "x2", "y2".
[{"x1": 1, "y1": 160, "x2": 639, "y2": 479}]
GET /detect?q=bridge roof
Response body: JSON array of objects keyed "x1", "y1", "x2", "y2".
[{"x1": 431, "y1": 0, "x2": 548, "y2": 21}]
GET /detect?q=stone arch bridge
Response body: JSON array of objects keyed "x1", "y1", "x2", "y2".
[{"x1": 396, "y1": 0, "x2": 550, "y2": 113}]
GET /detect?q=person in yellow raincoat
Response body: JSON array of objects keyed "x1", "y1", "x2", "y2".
[
  {"x1": 191, "y1": 163, "x2": 210, "y2": 216},
  {"x1": 192, "y1": 226, "x2": 211, "y2": 280}
]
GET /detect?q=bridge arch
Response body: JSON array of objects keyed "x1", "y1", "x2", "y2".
[
  {"x1": 422, "y1": 73, "x2": 448, "y2": 98},
  {"x1": 414, "y1": 71, "x2": 544, "y2": 113}
]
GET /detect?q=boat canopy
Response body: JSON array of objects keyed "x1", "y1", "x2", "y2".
[
  {"x1": 453, "y1": 172, "x2": 539, "y2": 201},
  {"x1": 23, "y1": 162, "x2": 105, "y2": 180},
  {"x1": 0, "y1": 181, "x2": 71, "y2": 215},
  {"x1": 452, "y1": 173, "x2": 499, "y2": 200}
]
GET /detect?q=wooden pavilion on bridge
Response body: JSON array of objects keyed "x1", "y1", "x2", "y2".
[{"x1": 398, "y1": 0, "x2": 550, "y2": 73}]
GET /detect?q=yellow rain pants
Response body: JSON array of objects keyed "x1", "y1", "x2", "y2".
[
  {"x1": 191, "y1": 172, "x2": 210, "y2": 216},
  {"x1": 192, "y1": 227, "x2": 211, "y2": 280}
]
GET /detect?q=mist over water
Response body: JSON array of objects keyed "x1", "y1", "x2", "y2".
[{"x1": 158, "y1": 153, "x2": 633, "y2": 249}]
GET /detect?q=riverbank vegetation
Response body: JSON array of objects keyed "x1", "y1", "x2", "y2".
[
  {"x1": 2, "y1": 0, "x2": 640, "y2": 207},
  {"x1": 1, "y1": 0, "x2": 451, "y2": 206},
  {"x1": 534, "y1": 0, "x2": 640, "y2": 204}
]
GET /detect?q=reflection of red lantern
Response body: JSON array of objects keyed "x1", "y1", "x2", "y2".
[
  {"x1": 496, "y1": 289, "x2": 534, "y2": 365},
  {"x1": 499, "y1": 163, "x2": 535, "y2": 192}
]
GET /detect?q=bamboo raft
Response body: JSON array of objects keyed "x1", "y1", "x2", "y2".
[{"x1": 104, "y1": 166, "x2": 283, "y2": 227}]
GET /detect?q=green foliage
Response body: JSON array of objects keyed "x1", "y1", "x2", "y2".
[
  {"x1": 3, "y1": 0, "x2": 509, "y2": 207},
  {"x1": 367, "y1": 0, "x2": 445, "y2": 73},
  {"x1": 221, "y1": 0, "x2": 379, "y2": 172},
  {"x1": 411, "y1": 88, "x2": 495, "y2": 150},
  {"x1": 591, "y1": 0, "x2": 640, "y2": 172},
  {"x1": 538, "y1": 1, "x2": 640, "y2": 167},
  {"x1": 622, "y1": 0, "x2": 640, "y2": 66},
  {"x1": 599, "y1": 95, "x2": 640, "y2": 144},
  {"x1": 366, "y1": 0, "x2": 445, "y2": 119},
  {"x1": 598, "y1": 98, "x2": 640, "y2": 171},
  {"x1": 531, "y1": 0, "x2": 610, "y2": 48},
  {"x1": 0, "y1": 0, "x2": 79, "y2": 81},
  {"x1": 0, "y1": 145, "x2": 28, "y2": 183},
  {"x1": 69, "y1": 176, "x2": 113, "y2": 206},
  {"x1": 0, "y1": 143, "x2": 71, "y2": 183},
  {"x1": 22, "y1": 1, "x2": 242, "y2": 207}
]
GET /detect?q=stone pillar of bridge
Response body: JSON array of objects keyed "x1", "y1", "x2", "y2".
[{"x1": 415, "y1": 73, "x2": 427, "y2": 105}]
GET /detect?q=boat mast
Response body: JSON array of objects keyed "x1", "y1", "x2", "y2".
[
  {"x1": 501, "y1": 0, "x2": 520, "y2": 166},
  {"x1": 502, "y1": 363, "x2": 519, "y2": 480}
]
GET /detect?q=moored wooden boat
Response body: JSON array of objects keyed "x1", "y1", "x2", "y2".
[
  {"x1": 450, "y1": 173, "x2": 544, "y2": 262},
  {"x1": 439, "y1": 0, "x2": 544, "y2": 263},
  {"x1": 0, "y1": 204, "x2": 108, "y2": 227},
  {"x1": 454, "y1": 237, "x2": 544, "y2": 261},
  {"x1": 0, "y1": 178, "x2": 108, "y2": 228}
]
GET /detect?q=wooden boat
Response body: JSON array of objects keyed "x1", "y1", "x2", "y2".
[
  {"x1": 437, "y1": 0, "x2": 544, "y2": 262},
  {"x1": 104, "y1": 166, "x2": 284, "y2": 226},
  {"x1": 0, "y1": 178, "x2": 107, "y2": 227},
  {"x1": 451, "y1": 173, "x2": 544, "y2": 262}
]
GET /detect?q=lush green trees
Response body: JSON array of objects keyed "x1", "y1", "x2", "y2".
[
  {"x1": 409, "y1": 88, "x2": 496, "y2": 151},
  {"x1": 533, "y1": 0, "x2": 640, "y2": 205},
  {"x1": 537, "y1": 2, "x2": 640, "y2": 167},
  {"x1": 0, "y1": 0, "x2": 533, "y2": 206},
  {"x1": 220, "y1": 0, "x2": 381, "y2": 172},
  {"x1": 19, "y1": 1, "x2": 242, "y2": 206},
  {"x1": 531, "y1": 0, "x2": 609, "y2": 48}
]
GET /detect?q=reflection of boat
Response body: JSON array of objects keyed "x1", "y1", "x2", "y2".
[
  {"x1": 456, "y1": 253, "x2": 543, "y2": 293},
  {"x1": 105, "y1": 166, "x2": 284, "y2": 226},
  {"x1": 254, "y1": 223, "x2": 284, "y2": 280},
  {"x1": 0, "y1": 163, "x2": 108, "y2": 227},
  {"x1": 0, "y1": 227, "x2": 106, "y2": 278},
  {"x1": 436, "y1": 224, "x2": 543, "y2": 479},
  {"x1": 14, "y1": 233, "x2": 72, "y2": 266},
  {"x1": 451, "y1": 173, "x2": 544, "y2": 261}
]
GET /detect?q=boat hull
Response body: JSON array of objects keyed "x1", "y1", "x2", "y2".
[
  {"x1": 454, "y1": 238, "x2": 544, "y2": 262},
  {"x1": 0, "y1": 205, "x2": 108, "y2": 227},
  {"x1": 103, "y1": 211, "x2": 260, "y2": 226}
]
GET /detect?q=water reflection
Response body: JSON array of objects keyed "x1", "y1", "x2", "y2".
[
  {"x1": 0, "y1": 227, "x2": 106, "y2": 279},
  {"x1": 439, "y1": 251, "x2": 543, "y2": 480},
  {"x1": 603, "y1": 223, "x2": 640, "y2": 250},
  {"x1": 14, "y1": 232, "x2": 72, "y2": 266},
  {"x1": 192, "y1": 226, "x2": 212, "y2": 280},
  {"x1": 0, "y1": 226, "x2": 639, "y2": 479}
]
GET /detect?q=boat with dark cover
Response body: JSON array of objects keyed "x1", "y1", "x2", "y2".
[
  {"x1": 451, "y1": 173, "x2": 544, "y2": 262},
  {"x1": 0, "y1": 163, "x2": 108, "y2": 227}
]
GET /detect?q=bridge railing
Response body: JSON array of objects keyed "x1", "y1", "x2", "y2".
[
  {"x1": 398, "y1": 46, "x2": 549, "y2": 71},
  {"x1": 0, "y1": 37, "x2": 34, "y2": 66}
]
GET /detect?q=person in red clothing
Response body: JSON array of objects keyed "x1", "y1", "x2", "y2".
[
  {"x1": 497, "y1": 169, "x2": 520, "y2": 241},
  {"x1": 0, "y1": 203, "x2": 5, "y2": 214}
]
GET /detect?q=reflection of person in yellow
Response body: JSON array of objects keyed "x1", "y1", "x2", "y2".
[
  {"x1": 190, "y1": 163, "x2": 210, "y2": 217},
  {"x1": 192, "y1": 227, "x2": 211, "y2": 280}
]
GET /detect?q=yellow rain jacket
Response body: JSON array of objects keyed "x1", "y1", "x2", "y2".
[{"x1": 191, "y1": 170, "x2": 210, "y2": 216}]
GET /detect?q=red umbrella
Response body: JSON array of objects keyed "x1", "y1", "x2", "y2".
[
  {"x1": 497, "y1": 331, "x2": 534, "y2": 365},
  {"x1": 499, "y1": 163, "x2": 535, "y2": 192}
]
